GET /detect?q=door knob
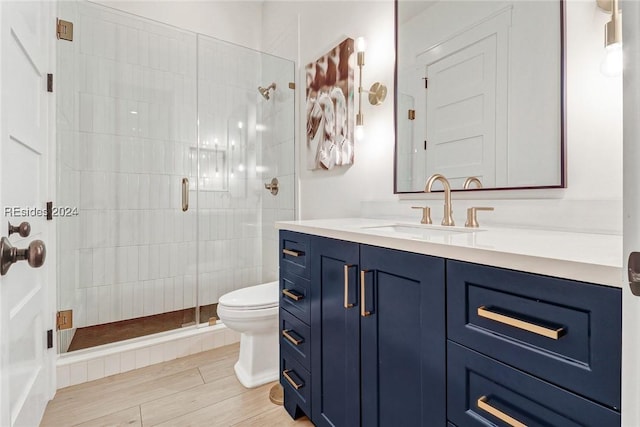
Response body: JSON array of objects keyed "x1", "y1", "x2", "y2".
[
  {"x1": 0, "y1": 237, "x2": 46, "y2": 275},
  {"x1": 8, "y1": 221, "x2": 31, "y2": 237},
  {"x1": 629, "y1": 252, "x2": 640, "y2": 296}
]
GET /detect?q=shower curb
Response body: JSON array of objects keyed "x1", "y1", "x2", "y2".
[{"x1": 55, "y1": 323, "x2": 238, "y2": 389}]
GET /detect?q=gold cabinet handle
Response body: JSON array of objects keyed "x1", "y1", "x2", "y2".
[
  {"x1": 282, "y1": 289, "x2": 303, "y2": 301},
  {"x1": 344, "y1": 264, "x2": 355, "y2": 308},
  {"x1": 361, "y1": 270, "x2": 371, "y2": 317},
  {"x1": 477, "y1": 306, "x2": 565, "y2": 340},
  {"x1": 283, "y1": 248, "x2": 304, "y2": 257},
  {"x1": 282, "y1": 329, "x2": 303, "y2": 346},
  {"x1": 283, "y1": 369, "x2": 304, "y2": 390},
  {"x1": 477, "y1": 396, "x2": 527, "y2": 427},
  {"x1": 181, "y1": 178, "x2": 189, "y2": 212}
]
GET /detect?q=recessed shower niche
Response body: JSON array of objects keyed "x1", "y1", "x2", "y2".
[{"x1": 56, "y1": 0, "x2": 295, "y2": 352}]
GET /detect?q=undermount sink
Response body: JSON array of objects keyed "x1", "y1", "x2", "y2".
[{"x1": 361, "y1": 224, "x2": 482, "y2": 238}]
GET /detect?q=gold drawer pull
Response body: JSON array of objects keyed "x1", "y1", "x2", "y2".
[
  {"x1": 477, "y1": 306, "x2": 565, "y2": 340},
  {"x1": 361, "y1": 270, "x2": 371, "y2": 317},
  {"x1": 283, "y1": 248, "x2": 304, "y2": 257},
  {"x1": 477, "y1": 396, "x2": 527, "y2": 427},
  {"x1": 282, "y1": 329, "x2": 303, "y2": 345},
  {"x1": 344, "y1": 264, "x2": 355, "y2": 308},
  {"x1": 282, "y1": 289, "x2": 304, "y2": 301},
  {"x1": 283, "y1": 369, "x2": 304, "y2": 390}
]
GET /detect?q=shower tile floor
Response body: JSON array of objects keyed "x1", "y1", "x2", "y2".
[
  {"x1": 68, "y1": 304, "x2": 219, "y2": 351},
  {"x1": 42, "y1": 343, "x2": 314, "y2": 426}
]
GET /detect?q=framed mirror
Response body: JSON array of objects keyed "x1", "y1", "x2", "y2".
[{"x1": 395, "y1": 0, "x2": 565, "y2": 193}]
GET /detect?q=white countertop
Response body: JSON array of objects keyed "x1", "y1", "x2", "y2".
[{"x1": 275, "y1": 218, "x2": 623, "y2": 288}]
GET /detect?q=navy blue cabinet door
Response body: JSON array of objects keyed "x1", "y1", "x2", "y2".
[
  {"x1": 360, "y1": 245, "x2": 446, "y2": 427},
  {"x1": 311, "y1": 237, "x2": 361, "y2": 427}
]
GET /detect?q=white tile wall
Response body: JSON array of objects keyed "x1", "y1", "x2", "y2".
[{"x1": 57, "y1": 1, "x2": 295, "y2": 350}]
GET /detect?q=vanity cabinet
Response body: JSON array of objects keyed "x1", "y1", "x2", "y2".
[
  {"x1": 311, "y1": 236, "x2": 446, "y2": 427},
  {"x1": 279, "y1": 230, "x2": 622, "y2": 426},
  {"x1": 279, "y1": 231, "x2": 446, "y2": 426},
  {"x1": 279, "y1": 231, "x2": 312, "y2": 419},
  {"x1": 446, "y1": 260, "x2": 622, "y2": 426}
]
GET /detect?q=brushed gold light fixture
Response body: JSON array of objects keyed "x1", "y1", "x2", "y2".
[
  {"x1": 598, "y1": 0, "x2": 622, "y2": 76},
  {"x1": 355, "y1": 37, "x2": 387, "y2": 141}
]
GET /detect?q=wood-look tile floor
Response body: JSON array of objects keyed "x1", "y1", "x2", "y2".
[{"x1": 42, "y1": 343, "x2": 314, "y2": 427}]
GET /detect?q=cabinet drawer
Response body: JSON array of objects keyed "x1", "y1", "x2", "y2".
[
  {"x1": 448, "y1": 342, "x2": 620, "y2": 427},
  {"x1": 280, "y1": 231, "x2": 310, "y2": 279},
  {"x1": 447, "y1": 260, "x2": 621, "y2": 409},
  {"x1": 281, "y1": 349, "x2": 311, "y2": 417},
  {"x1": 280, "y1": 271, "x2": 311, "y2": 325},
  {"x1": 280, "y1": 308, "x2": 311, "y2": 371}
]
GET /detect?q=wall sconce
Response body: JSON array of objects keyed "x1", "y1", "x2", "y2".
[
  {"x1": 355, "y1": 36, "x2": 387, "y2": 140},
  {"x1": 598, "y1": 0, "x2": 622, "y2": 76}
]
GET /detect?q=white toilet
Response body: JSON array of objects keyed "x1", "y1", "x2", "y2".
[{"x1": 217, "y1": 281, "x2": 280, "y2": 388}]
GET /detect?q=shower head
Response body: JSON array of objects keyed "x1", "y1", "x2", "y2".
[{"x1": 258, "y1": 83, "x2": 276, "y2": 100}]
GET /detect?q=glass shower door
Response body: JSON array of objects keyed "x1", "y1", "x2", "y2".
[
  {"x1": 195, "y1": 36, "x2": 296, "y2": 321},
  {"x1": 56, "y1": 0, "x2": 198, "y2": 352},
  {"x1": 196, "y1": 35, "x2": 263, "y2": 322}
]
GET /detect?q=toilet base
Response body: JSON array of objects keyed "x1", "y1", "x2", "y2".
[{"x1": 233, "y1": 328, "x2": 279, "y2": 388}]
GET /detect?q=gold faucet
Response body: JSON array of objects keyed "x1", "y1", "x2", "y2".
[
  {"x1": 463, "y1": 177, "x2": 483, "y2": 189},
  {"x1": 425, "y1": 174, "x2": 455, "y2": 226}
]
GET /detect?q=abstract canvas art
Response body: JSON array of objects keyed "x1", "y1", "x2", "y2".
[{"x1": 305, "y1": 38, "x2": 355, "y2": 170}]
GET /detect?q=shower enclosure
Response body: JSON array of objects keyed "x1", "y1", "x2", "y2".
[{"x1": 56, "y1": 1, "x2": 295, "y2": 352}]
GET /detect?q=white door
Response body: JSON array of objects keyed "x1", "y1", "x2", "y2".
[
  {"x1": 425, "y1": 35, "x2": 497, "y2": 188},
  {"x1": 0, "y1": 1, "x2": 55, "y2": 426},
  {"x1": 622, "y1": 2, "x2": 640, "y2": 426}
]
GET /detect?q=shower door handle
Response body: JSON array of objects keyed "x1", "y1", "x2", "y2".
[{"x1": 182, "y1": 178, "x2": 189, "y2": 212}]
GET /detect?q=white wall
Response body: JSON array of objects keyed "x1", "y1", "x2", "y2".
[
  {"x1": 263, "y1": 1, "x2": 397, "y2": 219},
  {"x1": 262, "y1": 0, "x2": 623, "y2": 233},
  {"x1": 92, "y1": 0, "x2": 263, "y2": 50}
]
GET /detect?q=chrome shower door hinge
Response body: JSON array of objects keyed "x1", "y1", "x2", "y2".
[{"x1": 56, "y1": 18, "x2": 73, "y2": 41}]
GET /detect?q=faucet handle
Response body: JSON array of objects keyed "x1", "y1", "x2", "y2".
[
  {"x1": 411, "y1": 206, "x2": 432, "y2": 225},
  {"x1": 465, "y1": 207, "x2": 494, "y2": 228}
]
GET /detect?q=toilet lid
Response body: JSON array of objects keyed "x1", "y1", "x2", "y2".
[{"x1": 218, "y1": 281, "x2": 279, "y2": 310}]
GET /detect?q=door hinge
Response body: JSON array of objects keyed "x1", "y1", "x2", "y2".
[
  {"x1": 47, "y1": 329, "x2": 53, "y2": 349},
  {"x1": 57, "y1": 310, "x2": 73, "y2": 330},
  {"x1": 423, "y1": 78, "x2": 428, "y2": 89},
  {"x1": 424, "y1": 140, "x2": 427, "y2": 150},
  {"x1": 408, "y1": 109, "x2": 416, "y2": 120},
  {"x1": 47, "y1": 74, "x2": 53, "y2": 93},
  {"x1": 56, "y1": 18, "x2": 73, "y2": 41},
  {"x1": 289, "y1": 82, "x2": 296, "y2": 90},
  {"x1": 46, "y1": 201, "x2": 53, "y2": 221}
]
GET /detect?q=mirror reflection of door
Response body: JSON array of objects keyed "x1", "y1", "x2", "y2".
[
  {"x1": 425, "y1": 35, "x2": 498, "y2": 188},
  {"x1": 416, "y1": 7, "x2": 510, "y2": 189}
]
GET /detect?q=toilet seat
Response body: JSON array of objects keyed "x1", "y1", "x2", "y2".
[{"x1": 218, "y1": 281, "x2": 279, "y2": 310}]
